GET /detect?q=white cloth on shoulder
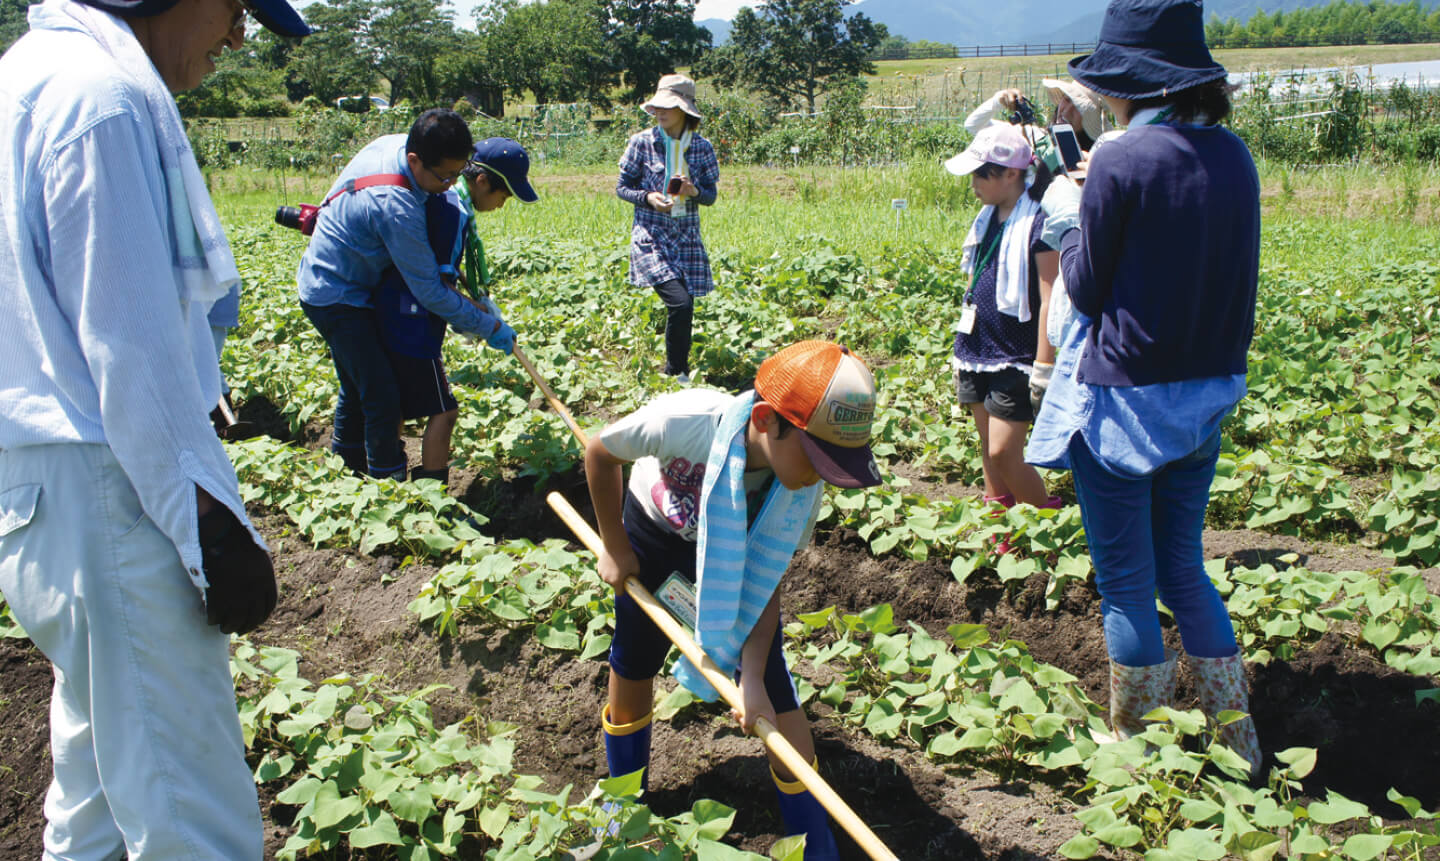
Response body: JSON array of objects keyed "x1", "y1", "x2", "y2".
[
  {"x1": 674, "y1": 390, "x2": 822, "y2": 700},
  {"x1": 30, "y1": 0, "x2": 239, "y2": 308},
  {"x1": 960, "y1": 191, "x2": 1042, "y2": 322}
]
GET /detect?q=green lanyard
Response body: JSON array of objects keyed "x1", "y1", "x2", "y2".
[
  {"x1": 454, "y1": 181, "x2": 490, "y2": 298},
  {"x1": 964, "y1": 217, "x2": 1006, "y2": 305}
]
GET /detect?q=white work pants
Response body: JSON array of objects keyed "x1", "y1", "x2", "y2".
[{"x1": 0, "y1": 444, "x2": 261, "y2": 860}]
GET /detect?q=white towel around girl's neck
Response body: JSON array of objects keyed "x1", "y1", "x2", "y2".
[
  {"x1": 960, "y1": 190, "x2": 1042, "y2": 322},
  {"x1": 29, "y1": 0, "x2": 239, "y2": 308},
  {"x1": 660, "y1": 126, "x2": 692, "y2": 219}
]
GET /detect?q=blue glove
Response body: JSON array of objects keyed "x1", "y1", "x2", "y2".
[
  {"x1": 1040, "y1": 176, "x2": 1082, "y2": 250},
  {"x1": 487, "y1": 322, "x2": 516, "y2": 355}
]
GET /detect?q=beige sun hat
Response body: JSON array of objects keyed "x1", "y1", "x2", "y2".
[
  {"x1": 643, "y1": 74, "x2": 702, "y2": 121},
  {"x1": 1042, "y1": 78, "x2": 1108, "y2": 141}
]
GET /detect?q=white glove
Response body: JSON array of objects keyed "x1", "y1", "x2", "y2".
[
  {"x1": 1030, "y1": 362, "x2": 1055, "y2": 414},
  {"x1": 1040, "y1": 177, "x2": 1082, "y2": 250}
]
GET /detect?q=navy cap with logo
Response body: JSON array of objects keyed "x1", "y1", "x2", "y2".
[
  {"x1": 470, "y1": 138, "x2": 539, "y2": 204},
  {"x1": 75, "y1": 0, "x2": 311, "y2": 36}
]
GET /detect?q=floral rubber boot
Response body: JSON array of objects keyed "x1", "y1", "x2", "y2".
[
  {"x1": 1189, "y1": 652, "x2": 1263, "y2": 780},
  {"x1": 1108, "y1": 649, "x2": 1178, "y2": 740}
]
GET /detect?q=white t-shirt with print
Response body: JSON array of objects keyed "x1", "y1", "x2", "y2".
[{"x1": 599, "y1": 388, "x2": 812, "y2": 544}]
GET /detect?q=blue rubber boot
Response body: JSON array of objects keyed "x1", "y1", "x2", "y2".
[
  {"x1": 599, "y1": 705, "x2": 652, "y2": 837},
  {"x1": 772, "y1": 764, "x2": 841, "y2": 861},
  {"x1": 603, "y1": 704, "x2": 652, "y2": 789}
]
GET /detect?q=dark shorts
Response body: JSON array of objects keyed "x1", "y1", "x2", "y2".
[
  {"x1": 955, "y1": 366, "x2": 1034, "y2": 423},
  {"x1": 386, "y1": 351, "x2": 458, "y2": 421},
  {"x1": 609, "y1": 494, "x2": 801, "y2": 714}
]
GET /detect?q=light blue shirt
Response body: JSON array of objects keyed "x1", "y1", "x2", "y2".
[
  {"x1": 295, "y1": 135, "x2": 493, "y2": 335},
  {"x1": 1026, "y1": 316, "x2": 1247, "y2": 478},
  {"x1": 0, "y1": 22, "x2": 261, "y2": 584}
]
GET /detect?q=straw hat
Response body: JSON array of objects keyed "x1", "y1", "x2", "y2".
[
  {"x1": 642, "y1": 74, "x2": 702, "y2": 120},
  {"x1": 1041, "y1": 78, "x2": 1109, "y2": 141}
]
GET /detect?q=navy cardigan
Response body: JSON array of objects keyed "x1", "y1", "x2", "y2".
[{"x1": 1059, "y1": 123, "x2": 1260, "y2": 387}]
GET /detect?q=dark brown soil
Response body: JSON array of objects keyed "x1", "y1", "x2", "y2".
[{"x1": 3, "y1": 426, "x2": 1438, "y2": 860}]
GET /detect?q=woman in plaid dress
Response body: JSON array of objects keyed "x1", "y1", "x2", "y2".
[{"x1": 616, "y1": 74, "x2": 720, "y2": 382}]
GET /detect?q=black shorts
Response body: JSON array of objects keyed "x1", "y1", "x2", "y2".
[
  {"x1": 608, "y1": 494, "x2": 801, "y2": 714},
  {"x1": 387, "y1": 351, "x2": 458, "y2": 421},
  {"x1": 955, "y1": 366, "x2": 1034, "y2": 423}
]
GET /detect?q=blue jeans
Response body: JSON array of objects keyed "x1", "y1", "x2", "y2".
[
  {"x1": 1069, "y1": 430, "x2": 1238, "y2": 666},
  {"x1": 302, "y1": 301, "x2": 406, "y2": 478}
]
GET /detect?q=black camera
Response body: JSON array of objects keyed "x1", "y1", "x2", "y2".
[
  {"x1": 1010, "y1": 97, "x2": 1039, "y2": 126},
  {"x1": 275, "y1": 203, "x2": 321, "y2": 235}
]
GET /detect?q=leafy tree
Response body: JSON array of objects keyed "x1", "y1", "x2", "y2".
[
  {"x1": 1, "y1": 0, "x2": 33, "y2": 56},
  {"x1": 601, "y1": 0, "x2": 711, "y2": 102},
  {"x1": 477, "y1": 0, "x2": 617, "y2": 107},
  {"x1": 875, "y1": 33, "x2": 908, "y2": 60},
  {"x1": 370, "y1": 0, "x2": 466, "y2": 105},
  {"x1": 696, "y1": 0, "x2": 885, "y2": 114},
  {"x1": 285, "y1": 0, "x2": 377, "y2": 105}
]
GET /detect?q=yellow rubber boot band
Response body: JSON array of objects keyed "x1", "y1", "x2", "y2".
[
  {"x1": 770, "y1": 758, "x2": 820, "y2": 795},
  {"x1": 602, "y1": 703, "x2": 653, "y2": 737}
]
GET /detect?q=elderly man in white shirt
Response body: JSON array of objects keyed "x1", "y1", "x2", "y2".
[{"x1": 0, "y1": 0, "x2": 308, "y2": 855}]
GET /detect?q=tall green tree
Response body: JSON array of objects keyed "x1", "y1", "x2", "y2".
[
  {"x1": 370, "y1": 0, "x2": 465, "y2": 105},
  {"x1": 2, "y1": 0, "x2": 34, "y2": 56},
  {"x1": 285, "y1": 0, "x2": 377, "y2": 105},
  {"x1": 601, "y1": 0, "x2": 712, "y2": 102},
  {"x1": 696, "y1": 0, "x2": 885, "y2": 114},
  {"x1": 477, "y1": 0, "x2": 617, "y2": 107}
]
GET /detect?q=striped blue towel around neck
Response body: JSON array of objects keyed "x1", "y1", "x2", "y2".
[{"x1": 674, "y1": 390, "x2": 822, "y2": 701}]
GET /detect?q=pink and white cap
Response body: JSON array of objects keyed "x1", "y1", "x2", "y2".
[{"x1": 944, "y1": 125, "x2": 1034, "y2": 176}]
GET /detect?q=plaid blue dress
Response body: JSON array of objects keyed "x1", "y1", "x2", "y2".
[{"x1": 617, "y1": 127, "x2": 720, "y2": 297}]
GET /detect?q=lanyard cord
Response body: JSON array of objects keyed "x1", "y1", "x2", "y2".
[{"x1": 964, "y1": 217, "x2": 1006, "y2": 305}]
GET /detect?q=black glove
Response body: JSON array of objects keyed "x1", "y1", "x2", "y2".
[{"x1": 198, "y1": 505, "x2": 277, "y2": 635}]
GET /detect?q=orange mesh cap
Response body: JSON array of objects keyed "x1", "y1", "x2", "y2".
[{"x1": 755, "y1": 341, "x2": 881, "y2": 488}]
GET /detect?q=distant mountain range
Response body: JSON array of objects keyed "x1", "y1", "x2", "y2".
[{"x1": 699, "y1": 0, "x2": 1439, "y2": 46}]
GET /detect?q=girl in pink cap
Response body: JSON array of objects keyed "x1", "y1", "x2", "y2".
[{"x1": 944, "y1": 125, "x2": 1063, "y2": 524}]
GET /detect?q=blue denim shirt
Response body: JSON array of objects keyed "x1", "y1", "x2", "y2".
[
  {"x1": 1026, "y1": 316, "x2": 1247, "y2": 478},
  {"x1": 0, "y1": 19, "x2": 261, "y2": 583},
  {"x1": 296, "y1": 135, "x2": 493, "y2": 335}
]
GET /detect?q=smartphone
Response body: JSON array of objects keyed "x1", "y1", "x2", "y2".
[
  {"x1": 1051, "y1": 123, "x2": 1083, "y2": 172},
  {"x1": 666, "y1": 176, "x2": 683, "y2": 195}
]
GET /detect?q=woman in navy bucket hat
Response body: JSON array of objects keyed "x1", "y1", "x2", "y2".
[{"x1": 1027, "y1": 0, "x2": 1264, "y2": 778}]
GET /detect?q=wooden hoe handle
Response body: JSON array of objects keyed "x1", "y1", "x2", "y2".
[
  {"x1": 545, "y1": 491, "x2": 899, "y2": 861},
  {"x1": 513, "y1": 346, "x2": 589, "y2": 448}
]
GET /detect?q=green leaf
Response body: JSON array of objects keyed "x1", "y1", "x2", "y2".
[
  {"x1": 1341, "y1": 833, "x2": 1393, "y2": 861},
  {"x1": 1058, "y1": 835, "x2": 1099, "y2": 859},
  {"x1": 1234, "y1": 831, "x2": 1283, "y2": 861},
  {"x1": 1309, "y1": 792, "x2": 1370, "y2": 824},
  {"x1": 388, "y1": 787, "x2": 434, "y2": 823},
  {"x1": 349, "y1": 811, "x2": 404, "y2": 848},
  {"x1": 1275, "y1": 746, "x2": 1318, "y2": 778},
  {"x1": 1092, "y1": 823, "x2": 1143, "y2": 847},
  {"x1": 946, "y1": 623, "x2": 990, "y2": 649},
  {"x1": 312, "y1": 789, "x2": 364, "y2": 831},
  {"x1": 769, "y1": 834, "x2": 806, "y2": 861},
  {"x1": 692, "y1": 799, "x2": 738, "y2": 841}
]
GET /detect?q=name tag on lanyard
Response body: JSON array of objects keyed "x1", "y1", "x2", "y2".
[{"x1": 957, "y1": 303, "x2": 978, "y2": 335}]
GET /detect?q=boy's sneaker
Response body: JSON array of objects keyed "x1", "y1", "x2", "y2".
[{"x1": 676, "y1": 373, "x2": 691, "y2": 385}]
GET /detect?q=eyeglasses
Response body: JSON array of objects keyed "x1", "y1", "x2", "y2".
[
  {"x1": 424, "y1": 163, "x2": 465, "y2": 186},
  {"x1": 227, "y1": 0, "x2": 258, "y2": 33}
]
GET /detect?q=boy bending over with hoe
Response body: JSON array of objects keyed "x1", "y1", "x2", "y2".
[{"x1": 585, "y1": 340, "x2": 883, "y2": 859}]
